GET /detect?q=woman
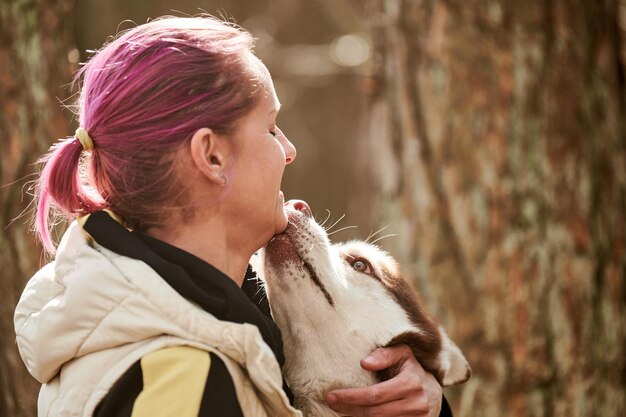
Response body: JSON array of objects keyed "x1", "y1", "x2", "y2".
[{"x1": 14, "y1": 16, "x2": 448, "y2": 417}]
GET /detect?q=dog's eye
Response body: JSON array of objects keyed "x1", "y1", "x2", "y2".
[{"x1": 351, "y1": 259, "x2": 372, "y2": 274}]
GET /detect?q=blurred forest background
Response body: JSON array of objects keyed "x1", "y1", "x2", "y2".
[{"x1": 1, "y1": 0, "x2": 625, "y2": 416}]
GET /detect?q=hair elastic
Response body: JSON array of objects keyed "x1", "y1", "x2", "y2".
[{"x1": 75, "y1": 127, "x2": 94, "y2": 151}]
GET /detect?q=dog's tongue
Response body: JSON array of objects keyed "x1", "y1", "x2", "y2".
[
  {"x1": 270, "y1": 231, "x2": 291, "y2": 243},
  {"x1": 265, "y1": 227, "x2": 301, "y2": 266}
]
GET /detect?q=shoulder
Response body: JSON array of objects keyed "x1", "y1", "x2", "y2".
[{"x1": 94, "y1": 346, "x2": 244, "y2": 417}]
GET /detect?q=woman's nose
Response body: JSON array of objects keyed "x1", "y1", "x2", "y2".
[
  {"x1": 279, "y1": 129, "x2": 297, "y2": 164},
  {"x1": 285, "y1": 199, "x2": 312, "y2": 217}
]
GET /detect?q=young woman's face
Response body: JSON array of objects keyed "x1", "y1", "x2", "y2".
[{"x1": 226, "y1": 62, "x2": 296, "y2": 245}]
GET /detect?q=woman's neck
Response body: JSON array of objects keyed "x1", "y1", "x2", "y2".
[{"x1": 146, "y1": 215, "x2": 254, "y2": 286}]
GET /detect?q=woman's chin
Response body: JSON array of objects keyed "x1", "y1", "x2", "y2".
[{"x1": 274, "y1": 209, "x2": 289, "y2": 235}]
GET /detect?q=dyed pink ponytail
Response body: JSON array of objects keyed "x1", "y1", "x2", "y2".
[
  {"x1": 35, "y1": 16, "x2": 260, "y2": 253},
  {"x1": 36, "y1": 138, "x2": 106, "y2": 253}
]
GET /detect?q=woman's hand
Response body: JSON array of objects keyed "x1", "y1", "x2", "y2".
[{"x1": 325, "y1": 344, "x2": 442, "y2": 417}]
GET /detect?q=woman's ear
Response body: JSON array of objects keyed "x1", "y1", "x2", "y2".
[{"x1": 190, "y1": 127, "x2": 229, "y2": 186}]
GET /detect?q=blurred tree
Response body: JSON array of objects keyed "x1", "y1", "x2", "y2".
[
  {"x1": 0, "y1": 0, "x2": 77, "y2": 416},
  {"x1": 361, "y1": 0, "x2": 626, "y2": 416}
]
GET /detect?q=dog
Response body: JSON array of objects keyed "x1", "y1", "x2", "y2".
[{"x1": 252, "y1": 203, "x2": 471, "y2": 417}]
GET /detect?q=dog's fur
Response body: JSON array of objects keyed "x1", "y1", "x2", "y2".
[{"x1": 252, "y1": 209, "x2": 471, "y2": 417}]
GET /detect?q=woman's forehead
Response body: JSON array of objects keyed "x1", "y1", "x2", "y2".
[{"x1": 244, "y1": 52, "x2": 279, "y2": 108}]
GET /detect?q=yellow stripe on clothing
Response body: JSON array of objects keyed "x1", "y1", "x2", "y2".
[{"x1": 131, "y1": 346, "x2": 211, "y2": 417}]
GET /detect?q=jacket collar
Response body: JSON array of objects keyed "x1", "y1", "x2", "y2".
[{"x1": 81, "y1": 211, "x2": 286, "y2": 367}]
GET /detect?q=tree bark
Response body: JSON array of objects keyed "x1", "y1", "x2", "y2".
[
  {"x1": 0, "y1": 1, "x2": 76, "y2": 416},
  {"x1": 362, "y1": 0, "x2": 626, "y2": 416}
]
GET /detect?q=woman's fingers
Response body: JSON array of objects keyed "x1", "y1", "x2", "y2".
[
  {"x1": 326, "y1": 344, "x2": 442, "y2": 417},
  {"x1": 360, "y1": 345, "x2": 414, "y2": 372}
]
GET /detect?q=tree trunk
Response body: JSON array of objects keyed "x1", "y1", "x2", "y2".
[
  {"x1": 362, "y1": 0, "x2": 626, "y2": 416},
  {"x1": 0, "y1": 1, "x2": 76, "y2": 416}
]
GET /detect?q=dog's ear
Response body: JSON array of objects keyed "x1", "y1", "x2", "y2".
[
  {"x1": 435, "y1": 327, "x2": 471, "y2": 386},
  {"x1": 382, "y1": 330, "x2": 471, "y2": 387}
]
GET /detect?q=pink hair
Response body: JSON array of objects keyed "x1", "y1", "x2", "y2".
[{"x1": 36, "y1": 16, "x2": 259, "y2": 253}]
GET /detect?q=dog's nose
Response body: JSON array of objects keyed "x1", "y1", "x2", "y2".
[{"x1": 285, "y1": 199, "x2": 312, "y2": 218}]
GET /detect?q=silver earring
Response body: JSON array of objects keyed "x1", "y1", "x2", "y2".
[{"x1": 219, "y1": 174, "x2": 227, "y2": 186}]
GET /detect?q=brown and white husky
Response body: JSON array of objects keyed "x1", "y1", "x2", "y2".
[{"x1": 253, "y1": 201, "x2": 471, "y2": 417}]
